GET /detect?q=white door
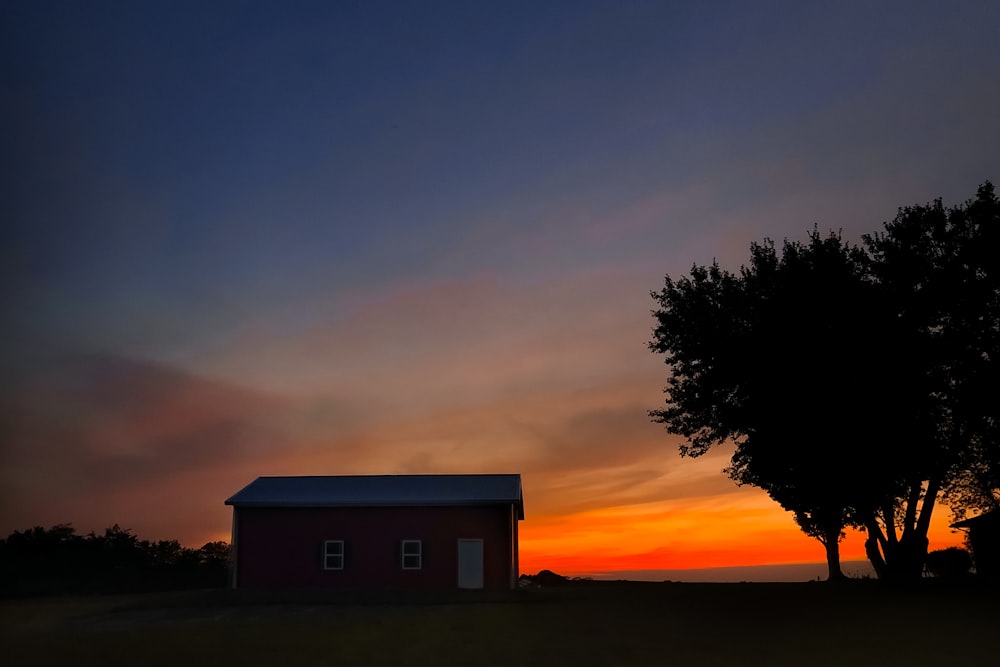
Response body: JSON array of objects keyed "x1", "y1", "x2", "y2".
[{"x1": 457, "y1": 539, "x2": 484, "y2": 589}]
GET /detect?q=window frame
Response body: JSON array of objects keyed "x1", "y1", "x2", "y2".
[
  {"x1": 323, "y1": 539, "x2": 345, "y2": 571},
  {"x1": 401, "y1": 539, "x2": 422, "y2": 570}
]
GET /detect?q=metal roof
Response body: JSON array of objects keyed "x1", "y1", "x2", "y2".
[
  {"x1": 950, "y1": 509, "x2": 1000, "y2": 528},
  {"x1": 225, "y1": 474, "x2": 524, "y2": 519}
]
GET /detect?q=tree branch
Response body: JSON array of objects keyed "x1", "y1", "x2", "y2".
[
  {"x1": 916, "y1": 476, "x2": 942, "y2": 536},
  {"x1": 903, "y1": 481, "x2": 921, "y2": 532},
  {"x1": 881, "y1": 503, "x2": 898, "y2": 546}
]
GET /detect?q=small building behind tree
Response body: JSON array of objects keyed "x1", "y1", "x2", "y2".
[
  {"x1": 951, "y1": 510, "x2": 1000, "y2": 581},
  {"x1": 224, "y1": 474, "x2": 524, "y2": 591}
]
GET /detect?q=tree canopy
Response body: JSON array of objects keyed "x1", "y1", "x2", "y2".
[
  {"x1": 0, "y1": 524, "x2": 230, "y2": 596},
  {"x1": 650, "y1": 182, "x2": 999, "y2": 582}
]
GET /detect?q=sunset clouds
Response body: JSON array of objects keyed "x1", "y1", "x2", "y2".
[{"x1": 2, "y1": 1, "x2": 995, "y2": 577}]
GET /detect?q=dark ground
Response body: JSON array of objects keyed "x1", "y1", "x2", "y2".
[{"x1": 2, "y1": 580, "x2": 995, "y2": 666}]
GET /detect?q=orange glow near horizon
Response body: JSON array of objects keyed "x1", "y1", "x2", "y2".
[{"x1": 517, "y1": 498, "x2": 967, "y2": 577}]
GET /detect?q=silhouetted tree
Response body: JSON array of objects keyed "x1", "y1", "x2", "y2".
[
  {"x1": 859, "y1": 182, "x2": 1000, "y2": 581},
  {"x1": 0, "y1": 524, "x2": 230, "y2": 596},
  {"x1": 924, "y1": 547, "x2": 973, "y2": 580},
  {"x1": 197, "y1": 541, "x2": 232, "y2": 583},
  {"x1": 650, "y1": 183, "x2": 999, "y2": 583},
  {"x1": 650, "y1": 230, "x2": 915, "y2": 580},
  {"x1": 197, "y1": 541, "x2": 231, "y2": 567}
]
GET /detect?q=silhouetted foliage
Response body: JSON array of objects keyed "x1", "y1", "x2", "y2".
[
  {"x1": 649, "y1": 230, "x2": 905, "y2": 580},
  {"x1": 924, "y1": 547, "x2": 973, "y2": 580},
  {"x1": 519, "y1": 569, "x2": 569, "y2": 587},
  {"x1": 650, "y1": 183, "x2": 1000, "y2": 583},
  {"x1": 0, "y1": 524, "x2": 230, "y2": 596},
  {"x1": 859, "y1": 183, "x2": 1000, "y2": 581}
]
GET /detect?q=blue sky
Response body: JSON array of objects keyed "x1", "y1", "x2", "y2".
[{"x1": 2, "y1": 0, "x2": 997, "y2": 573}]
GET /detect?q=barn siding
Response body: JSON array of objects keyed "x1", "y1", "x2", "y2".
[{"x1": 235, "y1": 505, "x2": 516, "y2": 590}]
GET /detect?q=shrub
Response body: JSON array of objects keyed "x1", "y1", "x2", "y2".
[{"x1": 924, "y1": 547, "x2": 973, "y2": 580}]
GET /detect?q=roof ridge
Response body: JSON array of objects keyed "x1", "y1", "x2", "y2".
[{"x1": 224, "y1": 473, "x2": 524, "y2": 519}]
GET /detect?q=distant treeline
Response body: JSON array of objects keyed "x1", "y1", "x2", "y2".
[{"x1": 0, "y1": 524, "x2": 230, "y2": 597}]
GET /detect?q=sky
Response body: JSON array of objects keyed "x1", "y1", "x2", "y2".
[{"x1": 2, "y1": 0, "x2": 998, "y2": 580}]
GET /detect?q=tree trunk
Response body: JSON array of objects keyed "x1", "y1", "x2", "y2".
[
  {"x1": 865, "y1": 513, "x2": 930, "y2": 583},
  {"x1": 882, "y1": 531, "x2": 929, "y2": 583},
  {"x1": 823, "y1": 535, "x2": 845, "y2": 581},
  {"x1": 864, "y1": 518, "x2": 888, "y2": 580}
]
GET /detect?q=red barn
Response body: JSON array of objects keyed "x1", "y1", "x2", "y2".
[{"x1": 224, "y1": 474, "x2": 524, "y2": 591}]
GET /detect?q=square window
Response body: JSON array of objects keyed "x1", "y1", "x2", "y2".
[
  {"x1": 323, "y1": 540, "x2": 345, "y2": 570},
  {"x1": 401, "y1": 540, "x2": 422, "y2": 570}
]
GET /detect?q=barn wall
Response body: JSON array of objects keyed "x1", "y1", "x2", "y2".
[{"x1": 235, "y1": 505, "x2": 516, "y2": 590}]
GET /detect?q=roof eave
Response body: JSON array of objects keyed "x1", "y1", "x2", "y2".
[{"x1": 226, "y1": 499, "x2": 524, "y2": 510}]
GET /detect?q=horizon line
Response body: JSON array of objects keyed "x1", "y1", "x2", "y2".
[{"x1": 542, "y1": 560, "x2": 877, "y2": 583}]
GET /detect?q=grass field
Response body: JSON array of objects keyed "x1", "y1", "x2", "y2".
[{"x1": 2, "y1": 581, "x2": 995, "y2": 666}]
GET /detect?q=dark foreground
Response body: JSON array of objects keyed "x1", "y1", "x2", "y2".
[{"x1": 2, "y1": 581, "x2": 995, "y2": 666}]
